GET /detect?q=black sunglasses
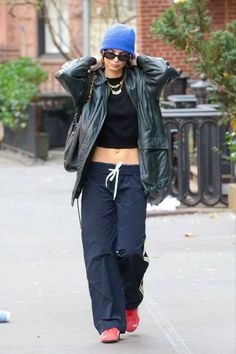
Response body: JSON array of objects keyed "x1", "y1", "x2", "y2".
[{"x1": 103, "y1": 51, "x2": 131, "y2": 62}]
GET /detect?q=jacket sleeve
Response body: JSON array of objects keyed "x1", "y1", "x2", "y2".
[
  {"x1": 136, "y1": 54, "x2": 180, "y2": 98},
  {"x1": 55, "y1": 56, "x2": 97, "y2": 109}
]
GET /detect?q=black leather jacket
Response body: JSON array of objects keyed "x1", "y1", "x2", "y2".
[{"x1": 56, "y1": 54, "x2": 179, "y2": 205}]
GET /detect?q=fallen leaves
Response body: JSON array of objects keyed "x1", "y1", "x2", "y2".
[{"x1": 184, "y1": 231, "x2": 194, "y2": 237}]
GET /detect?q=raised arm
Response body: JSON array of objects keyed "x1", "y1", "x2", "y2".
[
  {"x1": 55, "y1": 56, "x2": 97, "y2": 109},
  {"x1": 136, "y1": 54, "x2": 180, "y2": 99}
]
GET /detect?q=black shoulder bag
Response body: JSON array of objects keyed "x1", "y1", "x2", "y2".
[{"x1": 64, "y1": 72, "x2": 96, "y2": 172}]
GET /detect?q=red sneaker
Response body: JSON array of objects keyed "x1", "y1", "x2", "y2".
[
  {"x1": 125, "y1": 308, "x2": 140, "y2": 332},
  {"x1": 100, "y1": 327, "x2": 120, "y2": 343}
]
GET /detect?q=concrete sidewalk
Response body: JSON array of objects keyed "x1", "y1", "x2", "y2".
[{"x1": 0, "y1": 150, "x2": 235, "y2": 354}]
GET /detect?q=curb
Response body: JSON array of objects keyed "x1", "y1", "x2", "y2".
[{"x1": 147, "y1": 206, "x2": 229, "y2": 217}]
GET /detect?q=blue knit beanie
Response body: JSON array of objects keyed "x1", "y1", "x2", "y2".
[{"x1": 100, "y1": 23, "x2": 135, "y2": 56}]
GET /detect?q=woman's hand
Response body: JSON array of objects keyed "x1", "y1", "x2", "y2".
[{"x1": 95, "y1": 56, "x2": 103, "y2": 65}]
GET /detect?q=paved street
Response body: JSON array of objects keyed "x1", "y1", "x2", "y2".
[{"x1": 0, "y1": 149, "x2": 235, "y2": 354}]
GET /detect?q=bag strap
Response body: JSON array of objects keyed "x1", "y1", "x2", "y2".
[
  {"x1": 75, "y1": 71, "x2": 96, "y2": 122},
  {"x1": 87, "y1": 71, "x2": 96, "y2": 100}
]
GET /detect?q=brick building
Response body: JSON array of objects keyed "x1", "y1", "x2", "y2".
[
  {"x1": 137, "y1": 0, "x2": 236, "y2": 73},
  {"x1": 0, "y1": 0, "x2": 235, "y2": 93}
]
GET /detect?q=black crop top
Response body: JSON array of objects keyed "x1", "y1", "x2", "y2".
[{"x1": 96, "y1": 76, "x2": 138, "y2": 148}]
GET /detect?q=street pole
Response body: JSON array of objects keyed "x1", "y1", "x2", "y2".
[{"x1": 83, "y1": 0, "x2": 90, "y2": 55}]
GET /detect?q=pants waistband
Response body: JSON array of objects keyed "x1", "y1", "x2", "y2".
[{"x1": 88, "y1": 161, "x2": 140, "y2": 175}]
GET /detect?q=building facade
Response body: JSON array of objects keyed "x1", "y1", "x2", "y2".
[
  {"x1": 0, "y1": 0, "x2": 235, "y2": 93},
  {"x1": 137, "y1": 0, "x2": 236, "y2": 73}
]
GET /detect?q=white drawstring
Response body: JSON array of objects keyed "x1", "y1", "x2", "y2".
[{"x1": 105, "y1": 161, "x2": 123, "y2": 200}]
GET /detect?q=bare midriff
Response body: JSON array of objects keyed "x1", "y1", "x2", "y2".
[{"x1": 91, "y1": 146, "x2": 139, "y2": 165}]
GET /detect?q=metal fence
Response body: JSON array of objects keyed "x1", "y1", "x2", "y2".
[
  {"x1": 162, "y1": 108, "x2": 233, "y2": 207},
  {"x1": 2, "y1": 100, "x2": 234, "y2": 207}
]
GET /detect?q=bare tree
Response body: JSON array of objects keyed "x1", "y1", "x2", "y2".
[
  {"x1": 90, "y1": 0, "x2": 136, "y2": 54},
  {"x1": 1, "y1": 0, "x2": 136, "y2": 59},
  {"x1": 3, "y1": 0, "x2": 82, "y2": 60}
]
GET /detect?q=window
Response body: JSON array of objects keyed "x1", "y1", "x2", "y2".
[{"x1": 38, "y1": 0, "x2": 69, "y2": 55}]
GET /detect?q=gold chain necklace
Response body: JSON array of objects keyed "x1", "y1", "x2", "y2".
[{"x1": 107, "y1": 76, "x2": 125, "y2": 95}]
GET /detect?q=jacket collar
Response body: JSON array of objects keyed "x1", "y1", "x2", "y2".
[{"x1": 94, "y1": 69, "x2": 106, "y2": 85}]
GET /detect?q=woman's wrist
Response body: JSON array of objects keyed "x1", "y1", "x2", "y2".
[{"x1": 94, "y1": 55, "x2": 103, "y2": 65}]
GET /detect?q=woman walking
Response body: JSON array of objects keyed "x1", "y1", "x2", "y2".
[{"x1": 56, "y1": 23, "x2": 179, "y2": 343}]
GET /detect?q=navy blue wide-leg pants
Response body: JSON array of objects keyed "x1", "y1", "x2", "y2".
[{"x1": 81, "y1": 162, "x2": 149, "y2": 334}]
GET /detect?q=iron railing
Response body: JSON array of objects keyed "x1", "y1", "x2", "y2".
[{"x1": 162, "y1": 108, "x2": 232, "y2": 207}]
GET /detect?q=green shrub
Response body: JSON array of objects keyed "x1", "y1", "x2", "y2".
[
  {"x1": 225, "y1": 131, "x2": 236, "y2": 161},
  {"x1": 151, "y1": 0, "x2": 236, "y2": 160},
  {"x1": 0, "y1": 56, "x2": 48, "y2": 128}
]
